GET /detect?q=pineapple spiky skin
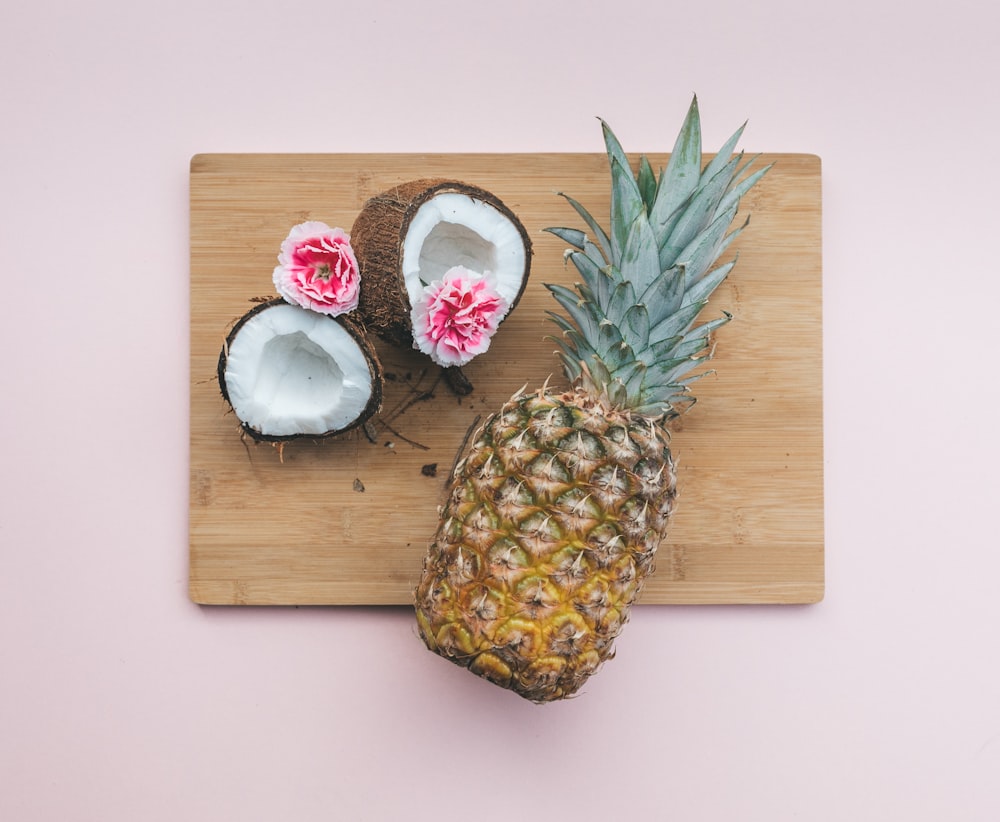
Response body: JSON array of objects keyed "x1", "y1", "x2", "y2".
[
  {"x1": 415, "y1": 386, "x2": 675, "y2": 702},
  {"x1": 414, "y1": 96, "x2": 768, "y2": 702}
]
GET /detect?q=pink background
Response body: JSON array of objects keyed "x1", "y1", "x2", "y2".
[{"x1": 2, "y1": 1, "x2": 998, "y2": 819}]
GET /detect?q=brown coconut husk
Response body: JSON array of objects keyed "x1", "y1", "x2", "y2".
[
  {"x1": 217, "y1": 298, "x2": 384, "y2": 443},
  {"x1": 350, "y1": 179, "x2": 532, "y2": 350}
]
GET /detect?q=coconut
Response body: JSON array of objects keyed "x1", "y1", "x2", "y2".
[
  {"x1": 218, "y1": 299, "x2": 383, "y2": 442},
  {"x1": 350, "y1": 179, "x2": 532, "y2": 355}
]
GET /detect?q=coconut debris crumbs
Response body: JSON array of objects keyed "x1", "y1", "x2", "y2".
[{"x1": 421, "y1": 463, "x2": 438, "y2": 477}]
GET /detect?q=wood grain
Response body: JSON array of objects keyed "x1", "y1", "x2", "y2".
[{"x1": 189, "y1": 152, "x2": 823, "y2": 605}]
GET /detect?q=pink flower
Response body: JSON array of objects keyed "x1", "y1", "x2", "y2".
[
  {"x1": 412, "y1": 267, "x2": 509, "y2": 367},
  {"x1": 273, "y1": 221, "x2": 360, "y2": 316}
]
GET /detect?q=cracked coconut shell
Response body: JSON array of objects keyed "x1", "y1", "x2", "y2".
[
  {"x1": 218, "y1": 299, "x2": 383, "y2": 442},
  {"x1": 350, "y1": 179, "x2": 532, "y2": 350}
]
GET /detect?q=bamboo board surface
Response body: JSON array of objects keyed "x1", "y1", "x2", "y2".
[{"x1": 189, "y1": 152, "x2": 823, "y2": 606}]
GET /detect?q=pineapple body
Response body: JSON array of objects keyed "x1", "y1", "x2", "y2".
[
  {"x1": 415, "y1": 387, "x2": 675, "y2": 702},
  {"x1": 414, "y1": 97, "x2": 768, "y2": 701}
]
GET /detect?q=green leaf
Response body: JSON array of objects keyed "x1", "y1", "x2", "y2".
[
  {"x1": 637, "y1": 266, "x2": 683, "y2": 326},
  {"x1": 649, "y1": 335, "x2": 682, "y2": 360},
  {"x1": 573, "y1": 279, "x2": 598, "y2": 308},
  {"x1": 636, "y1": 263, "x2": 687, "y2": 325},
  {"x1": 616, "y1": 340, "x2": 636, "y2": 369},
  {"x1": 607, "y1": 379, "x2": 629, "y2": 407},
  {"x1": 569, "y1": 251, "x2": 609, "y2": 305},
  {"x1": 602, "y1": 344, "x2": 633, "y2": 377},
  {"x1": 586, "y1": 355, "x2": 613, "y2": 391},
  {"x1": 546, "y1": 310, "x2": 577, "y2": 337},
  {"x1": 642, "y1": 355, "x2": 698, "y2": 387},
  {"x1": 683, "y1": 258, "x2": 735, "y2": 307},
  {"x1": 547, "y1": 329, "x2": 591, "y2": 380},
  {"x1": 705, "y1": 215, "x2": 748, "y2": 271},
  {"x1": 659, "y1": 155, "x2": 740, "y2": 269},
  {"x1": 638, "y1": 155, "x2": 657, "y2": 211},
  {"x1": 546, "y1": 283, "x2": 601, "y2": 341},
  {"x1": 634, "y1": 397, "x2": 688, "y2": 419},
  {"x1": 622, "y1": 303, "x2": 651, "y2": 351},
  {"x1": 557, "y1": 192, "x2": 612, "y2": 264},
  {"x1": 646, "y1": 357, "x2": 707, "y2": 402},
  {"x1": 679, "y1": 368, "x2": 716, "y2": 388},
  {"x1": 619, "y1": 208, "x2": 660, "y2": 294},
  {"x1": 681, "y1": 312, "x2": 731, "y2": 343},
  {"x1": 699, "y1": 120, "x2": 746, "y2": 187},
  {"x1": 605, "y1": 279, "x2": 637, "y2": 327},
  {"x1": 567, "y1": 249, "x2": 600, "y2": 287},
  {"x1": 544, "y1": 226, "x2": 587, "y2": 251},
  {"x1": 663, "y1": 263, "x2": 687, "y2": 316},
  {"x1": 583, "y1": 238, "x2": 607, "y2": 269},
  {"x1": 673, "y1": 200, "x2": 738, "y2": 282},
  {"x1": 554, "y1": 350, "x2": 583, "y2": 382},
  {"x1": 601, "y1": 118, "x2": 631, "y2": 177},
  {"x1": 546, "y1": 317, "x2": 605, "y2": 383},
  {"x1": 648, "y1": 195, "x2": 688, "y2": 255},
  {"x1": 637, "y1": 385, "x2": 695, "y2": 418},
  {"x1": 670, "y1": 337, "x2": 710, "y2": 360},
  {"x1": 609, "y1": 155, "x2": 644, "y2": 264},
  {"x1": 649, "y1": 298, "x2": 705, "y2": 342},
  {"x1": 568, "y1": 251, "x2": 614, "y2": 308},
  {"x1": 649, "y1": 95, "x2": 702, "y2": 242},
  {"x1": 716, "y1": 161, "x2": 772, "y2": 219},
  {"x1": 597, "y1": 320, "x2": 628, "y2": 369},
  {"x1": 609, "y1": 359, "x2": 648, "y2": 405}
]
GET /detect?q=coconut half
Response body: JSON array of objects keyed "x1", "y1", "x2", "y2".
[
  {"x1": 351, "y1": 179, "x2": 532, "y2": 352},
  {"x1": 218, "y1": 299, "x2": 383, "y2": 442}
]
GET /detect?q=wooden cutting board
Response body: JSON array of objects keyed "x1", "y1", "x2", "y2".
[{"x1": 189, "y1": 152, "x2": 823, "y2": 606}]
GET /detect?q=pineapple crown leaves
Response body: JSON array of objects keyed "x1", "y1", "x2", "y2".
[{"x1": 543, "y1": 95, "x2": 771, "y2": 419}]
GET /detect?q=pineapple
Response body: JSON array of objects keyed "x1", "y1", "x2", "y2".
[{"x1": 414, "y1": 96, "x2": 770, "y2": 702}]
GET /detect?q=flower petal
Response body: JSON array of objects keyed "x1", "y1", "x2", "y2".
[
  {"x1": 410, "y1": 265, "x2": 508, "y2": 366},
  {"x1": 273, "y1": 222, "x2": 359, "y2": 317}
]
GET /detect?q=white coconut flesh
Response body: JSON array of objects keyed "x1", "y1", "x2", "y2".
[
  {"x1": 401, "y1": 192, "x2": 527, "y2": 309},
  {"x1": 223, "y1": 303, "x2": 374, "y2": 437}
]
